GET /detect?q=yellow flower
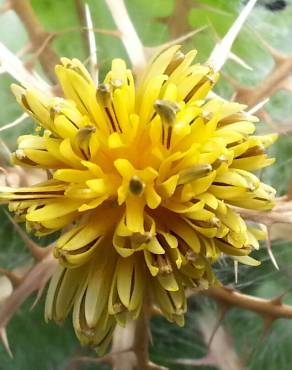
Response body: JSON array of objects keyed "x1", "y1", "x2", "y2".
[{"x1": 0, "y1": 46, "x2": 276, "y2": 353}]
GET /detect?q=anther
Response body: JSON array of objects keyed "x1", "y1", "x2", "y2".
[
  {"x1": 21, "y1": 95, "x2": 32, "y2": 112},
  {"x1": 211, "y1": 217, "x2": 221, "y2": 228},
  {"x1": 31, "y1": 222, "x2": 42, "y2": 231},
  {"x1": 113, "y1": 302, "x2": 125, "y2": 314},
  {"x1": 129, "y1": 176, "x2": 145, "y2": 196},
  {"x1": 14, "y1": 208, "x2": 25, "y2": 217},
  {"x1": 131, "y1": 232, "x2": 152, "y2": 249},
  {"x1": 206, "y1": 73, "x2": 216, "y2": 84},
  {"x1": 165, "y1": 51, "x2": 185, "y2": 75},
  {"x1": 96, "y1": 83, "x2": 111, "y2": 107},
  {"x1": 54, "y1": 249, "x2": 68, "y2": 258},
  {"x1": 83, "y1": 328, "x2": 95, "y2": 338},
  {"x1": 185, "y1": 250, "x2": 197, "y2": 262},
  {"x1": 154, "y1": 100, "x2": 180, "y2": 126},
  {"x1": 212, "y1": 156, "x2": 228, "y2": 169},
  {"x1": 198, "y1": 279, "x2": 209, "y2": 290},
  {"x1": 247, "y1": 183, "x2": 256, "y2": 192},
  {"x1": 202, "y1": 110, "x2": 211, "y2": 119},
  {"x1": 178, "y1": 164, "x2": 212, "y2": 185},
  {"x1": 174, "y1": 308, "x2": 185, "y2": 316},
  {"x1": 110, "y1": 79, "x2": 123, "y2": 89},
  {"x1": 195, "y1": 217, "x2": 221, "y2": 228},
  {"x1": 71, "y1": 66, "x2": 91, "y2": 83},
  {"x1": 157, "y1": 255, "x2": 173, "y2": 275},
  {"x1": 240, "y1": 144, "x2": 265, "y2": 158},
  {"x1": 50, "y1": 106, "x2": 61, "y2": 120},
  {"x1": 76, "y1": 125, "x2": 96, "y2": 143},
  {"x1": 15, "y1": 149, "x2": 26, "y2": 160}
]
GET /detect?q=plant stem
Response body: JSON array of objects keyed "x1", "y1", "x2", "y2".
[
  {"x1": 112, "y1": 300, "x2": 151, "y2": 370},
  {"x1": 10, "y1": 0, "x2": 59, "y2": 83}
]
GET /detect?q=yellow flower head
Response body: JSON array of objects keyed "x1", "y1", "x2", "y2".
[{"x1": 0, "y1": 46, "x2": 276, "y2": 353}]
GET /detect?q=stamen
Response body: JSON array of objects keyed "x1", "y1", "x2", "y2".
[
  {"x1": 110, "y1": 79, "x2": 123, "y2": 89},
  {"x1": 195, "y1": 217, "x2": 221, "y2": 228},
  {"x1": 21, "y1": 95, "x2": 32, "y2": 112},
  {"x1": 174, "y1": 308, "x2": 185, "y2": 315},
  {"x1": 50, "y1": 106, "x2": 61, "y2": 121},
  {"x1": 76, "y1": 125, "x2": 96, "y2": 143},
  {"x1": 154, "y1": 99, "x2": 180, "y2": 126},
  {"x1": 70, "y1": 65, "x2": 91, "y2": 83},
  {"x1": 211, "y1": 217, "x2": 221, "y2": 227},
  {"x1": 185, "y1": 250, "x2": 197, "y2": 262},
  {"x1": 129, "y1": 176, "x2": 145, "y2": 196},
  {"x1": 198, "y1": 279, "x2": 209, "y2": 290},
  {"x1": 154, "y1": 100, "x2": 180, "y2": 149},
  {"x1": 30, "y1": 222, "x2": 42, "y2": 231},
  {"x1": 202, "y1": 110, "x2": 212, "y2": 120},
  {"x1": 97, "y1": 83, "x2": 122, "y2": 132},
  {"x1": 112, "y1": 302, "x2": 125, "y2": 314},
  {"x1": 247, "y1": 183, "x2": 256, "y2": 192},
  {"x1": 131, "y1": 232, "x2": 152, "y2": 249},
  {"x1": 212, "y1": 156, "x2": 228, "y2": 169},
  {"x1": 157, "y1": 255, "x2": 173, "y2": 275},
  {"x1": 206, "y1": 73, "x2": 216, "y2": 84},
  {"x1": 178, "y1": 164, "x2": 212, "y2": 185},
  {"x1": 240, "y1": 144, "x2": 265, "y2": 158},
  {"x1": 82, "y1": 328, "x2": 96, "y2": 338},
  {"x1": 165, "y1": 51, "x2": 185, "y2": 75},
  {"x1": 15, "y1": 149, "x2": 26, "y2": 160},
  {"x1": 96, "y1": 83, "x2": 111, "y2": 107}
]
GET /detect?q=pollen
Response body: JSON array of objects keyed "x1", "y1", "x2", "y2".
[
  {"x1": 129, "y1": 176, "x2": 145, "y2": 196},
  {"x1": 0, "y1": 45, "x2": 277, "y2": 353}
]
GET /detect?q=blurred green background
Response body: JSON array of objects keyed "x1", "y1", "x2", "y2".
[{"x1": 1, "y1": 0, "x2": 292, "y2": 369}]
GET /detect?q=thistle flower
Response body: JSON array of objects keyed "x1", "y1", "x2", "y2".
[{"x1": 0, "y1": 45, "x2": 276, "y2": 353}]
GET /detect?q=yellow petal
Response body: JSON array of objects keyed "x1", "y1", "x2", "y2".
[{"x1": 125, "y1": 197, "x2": 145, "y2": 233}]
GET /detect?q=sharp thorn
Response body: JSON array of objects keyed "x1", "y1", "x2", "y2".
[
  {"x1": 0, "y1": 327, "x2": 13, "y2": 358},
  {"x1": 270, "y1": 286, "x2": 292, "y2": 306},
  {"x1": 247, "y1": 98, "x2": 269, "y2": 115},
  {"x1": 266, "y1": 227, "x2": 279, "y2": 270},
  {"x1": 207, "y1": 305, "x2": 228, "y2": 349},
  {"x1": 262, "y1": 315, "x2": 275, "y2": 337},
  {"x1": 84, "y1": 3, "x2": 98, "y2": 83},
  {"x1": 0, "y1": 138, "x2": 12, "y2": 163},
  {"x1": 249, "y1": 27, "x2": 286, "y2": 63},
  {"x1": 4, "y1": 211, "x2": 47, "y2": 261},
  {"x1": 234, "y1": 260, "x2": 239, "y2": 284},
  {"x1": 0, "y1": 268, "x2": 21, "y2": 287},
  {"x1": 229, "y1": 51, "x2": 253, "y2": 70},
  {"x1": 194, "y1": 2, "x2": 232, "y2": 17},
  {"x1": 0, "y1": 113, "x2": 28, "y2": 133},
  {"x1": 208, "y1": 0, "x2": 258, "y2": 71},
  {"x1": 220, "y1": 71, "x2": 248, "y2": 92},
  {"x1": 144, "y1": 26, "x2": 207, "y2": 58},
  {"x1": 30, "y1": 284, "x2": 46, "y2": 311}
]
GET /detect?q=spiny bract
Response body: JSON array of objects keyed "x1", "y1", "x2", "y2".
[{"x1": 0, "y1": 45, "x2": 277, "y2": 353}]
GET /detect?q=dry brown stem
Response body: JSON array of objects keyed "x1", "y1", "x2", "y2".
[
  {"x1": 74, "y1": 0, "x2": 90, "y2": 56},
  {"x1": 10, "y1": 0, "x2": 59, "y2": 83},
  {"x1": 133, "y1": 300, "x2": 151, "y2": 370},
  {"x1": 108, "y1": 295, "x2": 167, "y2": 370},
  {"x1": 233, "y1": 198, "x2": 292, "y2": 226},
  {"x1": 112, "y1": 300, "x2": 152, "y2": 370},
  {"x1": 0, "y1": 247, "x2": 56, "y2": 356},
  {"x1": 164, "y1": 0, "x2": 193, "y2": 38},
  {"x1": 235, "y1": 56, "x2": 292, "y2": 106},
  {"x1": 53, "y1": 26, "x2": 120, "y2": 39},
  {"x1": 205, "y1": 287, "x2": 292, "y2": 320},
  {"x1": 176, "y1": 310, "x2": 245, "y2": 370}
]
